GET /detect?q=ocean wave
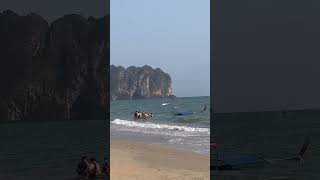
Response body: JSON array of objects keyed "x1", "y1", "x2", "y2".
[{"x1": 111, "y1": 119, "x2": 210, "y2": 134}]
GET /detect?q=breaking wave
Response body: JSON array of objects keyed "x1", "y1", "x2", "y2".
[{"x1": 111, "y1": 119, "x2": 210, "y2": 134}]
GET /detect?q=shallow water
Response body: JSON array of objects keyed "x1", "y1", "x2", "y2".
[
  {"x1": 212, "y1": 111, "x2": 320, "y2": 179},
  {"x1": 0, "y1": 120, "x2": 107, "y2": 180},
  {"x1": 110, "y1": 96, "x2": 210, "y2": 155}
]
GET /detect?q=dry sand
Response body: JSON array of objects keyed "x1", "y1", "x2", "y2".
[{"x1": 111, "y1": 140, "x2": 210, "y2": 180}]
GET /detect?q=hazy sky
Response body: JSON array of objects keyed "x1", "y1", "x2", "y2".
[
  {"x1": 0, "y1": 0, "x2": 108, "y2": 22},
  {"x1": 214, "y1": 0, "x2": 320, "y2": 113},
  {"x1": 111, "y1": 0, "x2": 210, "y2": 97}
]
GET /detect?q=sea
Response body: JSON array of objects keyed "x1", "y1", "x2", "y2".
[
  {"x1": 0, "y1": 120, "x2": 107, "y2": 180},
  {"x1": 212, "y1": 110, "x2": 320, "y2": 180},
  {"x1": 110, "y1": 96, "x2": 210, "y2": 155}
]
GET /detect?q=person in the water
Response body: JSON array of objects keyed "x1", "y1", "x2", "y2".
[
  {"x1": 134, "y1": 111, "x2": 139, "y2": 118},
  {"x1": 134, "y1": 111, "x2": 153, "y2": 119},
  {"x1": 203, "y1": 105, "x2": 207, "y2": 112}
]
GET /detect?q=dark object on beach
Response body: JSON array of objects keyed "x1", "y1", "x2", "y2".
[{"x1": 211, "y1": 138, "x2": 310, "y2": 170}]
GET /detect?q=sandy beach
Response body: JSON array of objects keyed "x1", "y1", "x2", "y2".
[{"x1": 110, "y1": 140, "x2": 210, "y2": 180}]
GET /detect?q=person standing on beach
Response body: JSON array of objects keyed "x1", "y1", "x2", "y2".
[
  {"x1": 102, "y1": 159, "x2": 110, "y2": 175},
  {"x1": 94, "y1": 159, "x2": 102, "y2": 175},
  {"x1": 76, "y1": 156, "x2": 90, "y2": 177},
  {"x1": 88, "y1": 158, "x2": 103, "y2": 177},
  {"x1": 88, "y1": 158, "x2": 97, "y2": 177}
]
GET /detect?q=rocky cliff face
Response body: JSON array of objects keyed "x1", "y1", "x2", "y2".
[
  {"x1": 110, "y1": 65, "x2": 174, "y2": 100},
  {"x1": 0, "y1": 10, "x2": 109, "y2": 121}
]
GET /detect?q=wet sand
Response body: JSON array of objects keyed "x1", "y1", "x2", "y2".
[{"x1": 111, "y1": 140, "x2": 210, "y2": 180}]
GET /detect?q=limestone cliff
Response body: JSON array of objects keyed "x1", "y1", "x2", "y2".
[
  {"x1": 0, "y1": 10, "x2": 109, "y2": 121},
  {"x1": 110, "y1": 65, "x2": 174, "y2": 100}
]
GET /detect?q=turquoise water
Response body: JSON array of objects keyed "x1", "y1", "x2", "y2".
[{"x1": 110, "y1": 96, "x2": 210, "y2": 155}]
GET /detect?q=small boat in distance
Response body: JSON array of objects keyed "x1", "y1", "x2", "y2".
[
  {"x1": 170, "y1": 106, "x2": 193, "y2": 116},
  {"x1": 174, "y1": 111, "x2": 193, "y2": 116}
]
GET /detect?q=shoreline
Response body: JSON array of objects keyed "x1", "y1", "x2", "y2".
[{"x1": 110, "y1": 139, "x2": 210, "y2": 180}]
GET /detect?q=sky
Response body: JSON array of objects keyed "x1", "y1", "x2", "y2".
[
  {"x1": 111, "y1": 0, "x2": 210, "y2": 97},
  {"x1": 0, "y1": 0, "x2": 108, "y2": 22},
  {"x1": 213, "y1": 0, "x2": 320, "y2": 113}
]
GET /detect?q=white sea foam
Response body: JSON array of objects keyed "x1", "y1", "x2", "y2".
[{"x1": 111, "y1": 119, "x2": 210, "y2": 134}]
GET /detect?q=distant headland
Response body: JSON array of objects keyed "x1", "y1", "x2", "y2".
[{"x1": 110, "y1": 65, "x2": 175, "y2": 100}]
